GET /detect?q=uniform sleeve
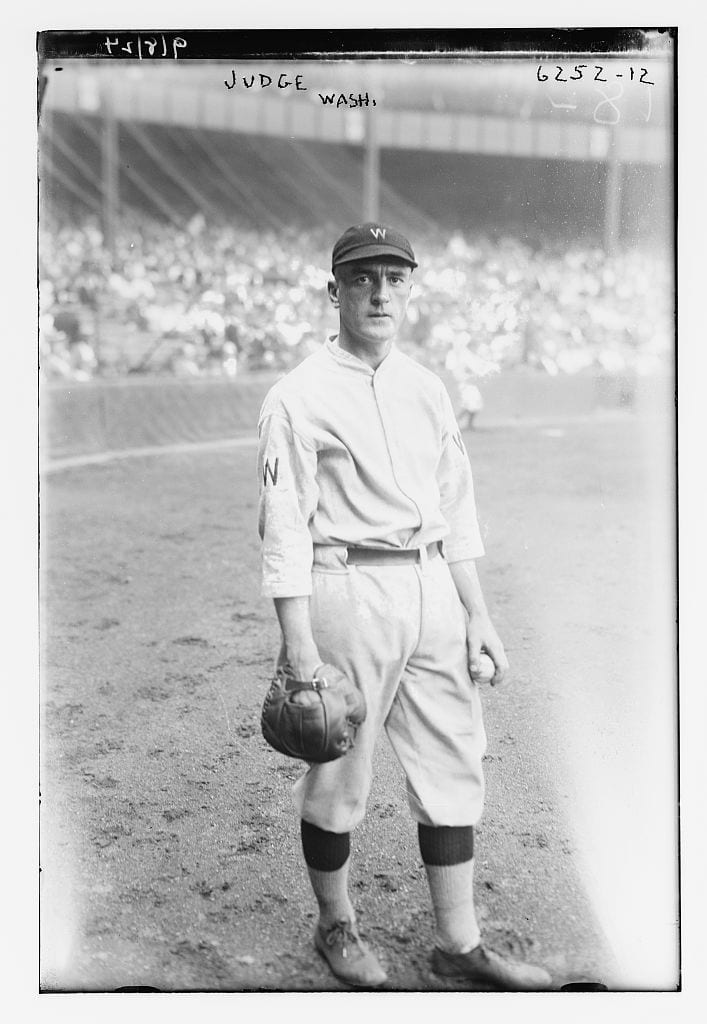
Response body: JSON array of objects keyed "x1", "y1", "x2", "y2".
[
  {"x1": 257, "y1": 409, "x2": 320, "y2": 598},
  {"x1": 436, "y1": 385, "x2": 485, "y2": 562}
]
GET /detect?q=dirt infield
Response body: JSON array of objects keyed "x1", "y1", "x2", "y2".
[{"x1": 39, "y1": 412, "x2": 676, "y2": 992}]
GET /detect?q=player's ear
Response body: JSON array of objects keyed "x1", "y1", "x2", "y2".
[{"x1": 327, "y1": 278, "x2": 340, "y2": 308}]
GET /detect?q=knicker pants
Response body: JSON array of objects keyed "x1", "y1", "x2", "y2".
[{"x1": 292, "y1": 545, "x2": 487, "y2": 834}]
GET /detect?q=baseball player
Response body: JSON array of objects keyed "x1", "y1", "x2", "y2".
[
  {"x1": 457, "y1": 379, "x2": 484, "y2": 431},
  {"x1": 256, "y1": 223, "x2": 552, "y2": 990}
]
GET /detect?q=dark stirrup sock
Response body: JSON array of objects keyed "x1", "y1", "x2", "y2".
[
  {"x1": 301, "y1": 819, "x2": 351, "y2": 872},
  {"x1": 301, "y1": 819, "x2": 355, "y2": 925},
  {"x1": 418, "y1": 823, "x2": 474, "y2": 866}
]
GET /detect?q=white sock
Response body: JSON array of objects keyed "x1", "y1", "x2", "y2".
[
  {"x1": 307, "y1": 860, "x2": 356, "y2": 928},
  {"x1": 424, "y1": 858, "x2": 481, "y2": 953}
]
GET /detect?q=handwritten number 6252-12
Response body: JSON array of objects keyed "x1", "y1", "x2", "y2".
[{"x1": 536, "y1": 64, "x2": 654, "y2": 85}]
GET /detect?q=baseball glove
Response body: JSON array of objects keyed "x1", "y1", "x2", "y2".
[{"x1": 261, "y1": 663, "x2": 366, "y2": 763}]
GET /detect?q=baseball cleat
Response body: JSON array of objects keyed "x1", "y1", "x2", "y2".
[
  {"x1": 432, "y1": 943, "x2": 553, "y2": 991},
  {"x1": 315, "y1": 919, "x2": 387, "y2": 988}
]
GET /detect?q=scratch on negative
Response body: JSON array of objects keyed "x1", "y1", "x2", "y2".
[{"x1": 211, "y1": 682, "x2": 232, "y2": 737}]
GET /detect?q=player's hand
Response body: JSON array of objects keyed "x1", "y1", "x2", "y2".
[
  {"x1": 282, "y1": 647, "x2": 323, "y2": 688},
  {"x1": 284, "y1": 644, "x2": 325, "y2": 704},
  {"x1": 466, "y1": 615, "x2": 509, "y2": 686}
]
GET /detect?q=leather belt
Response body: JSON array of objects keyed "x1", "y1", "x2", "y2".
[{"x1": 345, "y1": 542, "x2": 441, "y2": 565}]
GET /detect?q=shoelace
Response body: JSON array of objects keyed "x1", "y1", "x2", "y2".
[{"x1": 324, "y1": 920, "x2": 361, "y2": 960}]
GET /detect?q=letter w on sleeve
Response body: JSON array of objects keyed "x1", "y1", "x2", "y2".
[{"x1": 257, "y1": 410, "x2": 320, "y2": 598}]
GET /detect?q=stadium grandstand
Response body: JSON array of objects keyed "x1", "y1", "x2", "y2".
[{"x1": 38, "y1": 57, "x2": 673, "y2": 385}]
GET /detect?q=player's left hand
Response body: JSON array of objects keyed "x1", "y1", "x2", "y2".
[{"x1": 466, "y1": 614, "x2": 509, "y2": 686}]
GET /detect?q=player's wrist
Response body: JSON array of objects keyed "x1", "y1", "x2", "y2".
[
  {"x1": 465, "y1": 607, "x2": 491, "y2": 631},
  {"x1": 285, "y1": 643, "x2": 322, "y2": 680}
]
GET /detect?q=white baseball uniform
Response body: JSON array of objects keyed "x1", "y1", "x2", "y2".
[{"x1": 257, "y1": 336, "x2": 488, "y2": 832}]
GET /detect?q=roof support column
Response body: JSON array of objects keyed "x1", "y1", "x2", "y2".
[
  {"x1": 604, "y1": 130, "x2": 622, "y2": 254},
  {"x1": 100, "y1": 82, "x2": 119, "y2": 263},
  {"x1": 363, "y1": 67, "x2": 380, "y2": 221}
]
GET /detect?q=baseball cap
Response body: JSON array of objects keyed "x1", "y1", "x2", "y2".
[{"x1": 331, "y1": 223, "x2": 418, "y2": 272}]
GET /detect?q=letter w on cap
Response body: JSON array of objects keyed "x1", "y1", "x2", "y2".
[{"x1": 370, "y1": 227, "x2": 387, "y2": 240}]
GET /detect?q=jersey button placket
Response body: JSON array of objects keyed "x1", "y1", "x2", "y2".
[{"x1": 373, "y1": 373, "x2": 422, "y2": 545}]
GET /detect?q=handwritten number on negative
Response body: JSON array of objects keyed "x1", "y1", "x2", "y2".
[
  {"x1": 593, "y1": 84, "x2": 622, "y2": 125},
  {"x1": 537, "y1": 64, "x2": 654, "y2": 86},
  {"x1": 102, "y1": 33, "x2": 186, "y2": 58}
]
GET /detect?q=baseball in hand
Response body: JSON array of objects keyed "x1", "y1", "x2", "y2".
[{"x1": 470, "y1": 653, "x2": 496, "y2": 684}]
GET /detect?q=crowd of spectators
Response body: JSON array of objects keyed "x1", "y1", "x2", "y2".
[{"x1": 39, "y1": 209, "x2": 672, "y2": 386}]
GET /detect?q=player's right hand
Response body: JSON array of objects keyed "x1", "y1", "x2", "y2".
[
  {"x1": 466, "y1": 615, "x2": 509, "y2": 686},
  {"x1": 285, "y1": 648, "x2": 324, "y2": 687}
]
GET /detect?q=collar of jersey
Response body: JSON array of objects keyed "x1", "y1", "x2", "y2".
[{"x1": 325, "y1": 335, "x2": 399, "y2": 377}]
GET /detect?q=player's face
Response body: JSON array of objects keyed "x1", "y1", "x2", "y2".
[{"x1": 329, "y1": 259, "x2": 413, "y2": 348}]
